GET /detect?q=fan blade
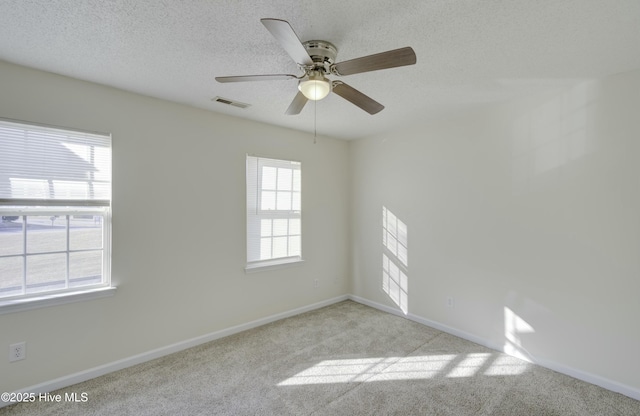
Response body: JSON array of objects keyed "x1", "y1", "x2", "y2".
[
  {"x1": 332, "y1": 82, "x2": 384, "y2": 115},
  {"x1": 285, "y1": 91, "x2": 308, "y2": 115},
  {"x1": 332, "y1": 47, "x2": 416, "y2": 76},
  {"x1": 261, "y1": 18, "x2": 313, "y2": 66},
  {"x1": 215, "y1": 74, "x2": 297, "y2": 83}
]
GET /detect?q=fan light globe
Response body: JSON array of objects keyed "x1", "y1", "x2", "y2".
[{"x1": 298, "y1": 73, "x2": 331, "y2": 100}]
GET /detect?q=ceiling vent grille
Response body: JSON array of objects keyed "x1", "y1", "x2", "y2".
[{"x1": 212, "y1": 96, "x2": 251, "y2": 109}]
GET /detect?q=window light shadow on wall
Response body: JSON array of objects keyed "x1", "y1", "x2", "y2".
[
  {"x1": 504, "y1": 306, "x2": 535, "y2": 362},
  {"x1": 382, "y1": 206, "x2": 408, "y2": 314},
  {"x1": 277, "y1": 352, "x2": 531, "y2": 386},
  {"x1": 511, "y1": 80, "x2": 598, "y2": 194}
]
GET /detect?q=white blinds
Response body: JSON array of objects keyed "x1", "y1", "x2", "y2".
[{"x1": 0, "y1": 119, "x2": 111, "y2": 206}]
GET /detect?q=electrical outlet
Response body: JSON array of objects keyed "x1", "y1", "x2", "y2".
[
  {"x1": 314, "y1": 279, "x2": 319, "y2": 288},
  {"x1": 9, "y1": 342, "x2": 26, "y2": 362},
  {"x1": 447, "y1": 297, "x2": 455, "y2": 308}
]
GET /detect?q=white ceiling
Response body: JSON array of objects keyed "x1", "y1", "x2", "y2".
[{"x1": 0, "y1": 1, "x2": 639, "y2": 140}]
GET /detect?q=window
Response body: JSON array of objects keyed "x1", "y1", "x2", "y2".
[
  {"x1": 0, "y1": 119, "x2": 112, "y2": 310},
  {"x1": 246, "y1": 155, "x2": 302, "y2": 271}
]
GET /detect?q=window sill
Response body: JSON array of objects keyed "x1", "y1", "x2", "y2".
[
  {"x1": 245, "y1": 257, "x2": 305, "y2": 274},
  {"x1": 0, "y1": 286, "x2": 117, "y2": 315}
]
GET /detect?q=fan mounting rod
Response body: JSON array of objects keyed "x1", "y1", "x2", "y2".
[{"x1": 301, "y1": 40, "x2": 337, "y2": 72}]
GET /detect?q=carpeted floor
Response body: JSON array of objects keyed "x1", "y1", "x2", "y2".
[{"x1": 2, "y1": 300, "x2": 639, "y2": 415}]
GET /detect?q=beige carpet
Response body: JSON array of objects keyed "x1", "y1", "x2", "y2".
[{"x1": 2, "y1": 300, "x2": 639, "y2": 415}]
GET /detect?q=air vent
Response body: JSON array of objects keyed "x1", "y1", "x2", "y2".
[{"x1": 212, "y1": 96, "x2": 251, "y2": 109}]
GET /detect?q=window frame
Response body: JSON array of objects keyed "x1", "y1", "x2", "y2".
[
  {"x1": 0, "y1": 119, "x2": 114, "y2": 314},
  {"x1": 246, "y1": 155, "x2": 303, "y2": 272}
]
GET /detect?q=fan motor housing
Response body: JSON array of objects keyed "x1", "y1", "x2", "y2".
[{"x1": 302, "y1": 40, "x2": 337, "y2": 70}]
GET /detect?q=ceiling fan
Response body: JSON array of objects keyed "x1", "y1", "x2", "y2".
[{"x1": 215, "y1": 18, "x2": 417, "y2": 115}]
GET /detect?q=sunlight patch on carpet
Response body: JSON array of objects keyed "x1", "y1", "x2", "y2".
[{"x1": 278, "y1": 352, "x2": 531, "y2": 386}]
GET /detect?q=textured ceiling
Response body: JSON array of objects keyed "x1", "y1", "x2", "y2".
[{"x1": 0, "y1": 1, "x2": 639, "y2": 140}]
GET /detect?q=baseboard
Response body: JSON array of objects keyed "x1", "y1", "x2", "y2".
[
  {"x1": 348, "y1": 295, "x2": 504, "y2": 352},
  {"x1": 6, "y1": 293, "x2": 638, "y2": 407},
  {"x1": 531, "y1": 356, "x2": 640, "y2": 402},
  {"x1": 4, "y1": 295, "x2": 349, "y2": 407},
  {"x1": 348, "y1": 294, "x2": 640, "y2": 402}
]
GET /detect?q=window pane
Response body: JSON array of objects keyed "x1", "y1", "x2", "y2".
[
  {"x1": 273, "y1": 219, "x2": 288, "y2": 236},
  {"x1": 93, "y1": 147, "x2": 111, "y2": 182},
  {"x1": 9, "y1": 178, "x2": 49, "y2": 199},
  {"x1": 288, "y1": 236, "x2": 301, "y2": 256},
  {"x1": 293, "y1": 170, "x2": 301, "y2": 192},
  {"x1": 292, "y1": 192, "x2": 301, "y2": 211},
  {"x1": 26, "y1": 215, "x2": 67, "y2": 254},
  {"x1": 26, "y1": 253, "x2": 66, "y2": 293},
  {"x1": 0, "y1": 216, "x2": 24, "y2": 256},
  {"x1": 289, "y1": 218, "x2": 301, "y2": 235},
  {"x1": 260, "y1": 219, "x2": 272, "y2": 237},
  {"x1": 69, "y1": 251, "x2": 102, "y2": 287},
  {"x1": 0, "y1": 120, "x2": 112, "y2": 202},
  {"x1": 53, "y1": 180, "x2": 90, "y2": 199},
  {"x1": 70, "y1": 215, "x2": 103, "y2": 250},
  {"x1": 277, "y1": 168, "x2": 292, "y2": 191},
  {"x1": 261, "y1": 191, "x2": 276, "y2": 210},
  {"x1": 262, "y1": 167, "x2": 277, "y2": 190},
  {"x1": 260, "y1": 238, "x2": 272, "y2": 260},
  {"x1": 276, "y1": 191, "x2": 291, "y2": 210},
  {"x1": 0, "y1": 257, "x2": 23, "y2": 297},
  {"x1": 92, "y1": 182, "x2": 110, "y2": 200},
  {"x1": 272, "y1": 236, "x2": 288, "y2": 258}
]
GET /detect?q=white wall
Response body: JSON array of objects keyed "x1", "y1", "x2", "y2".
[
  {"x1": 2, "y1": 58, "x2": 639, "y2": 398},
  {"x1": 349, "y1": 70, "x2": 640, "y2": 395},
  {"x1": 0, "y1": 60, "x2": 350, "y2": 392}
]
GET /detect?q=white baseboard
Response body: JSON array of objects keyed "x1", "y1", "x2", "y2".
[
  {"x1": 5, "y1": 293, "x2": 638, "y2": 408},
  {"x1": 348, "y1": 295, "x2": 503, "y2": 351},
  {"x1": 347, "y1": 294, "x2": 640, "y2": 402},
  {"x1": 4, "y1": 295, "x2": 349, "y2": 408}
]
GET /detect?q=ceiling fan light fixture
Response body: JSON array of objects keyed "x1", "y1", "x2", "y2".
[
  {"x1": 217, "y1": 19, "x2": 417, "y2": 115},
  {"x1": 298, "y1": 72, "x2": 331, "y2": 101}
]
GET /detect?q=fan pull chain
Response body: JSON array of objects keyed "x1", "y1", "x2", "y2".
[{"x1": 314, "y1": 97, "x2": 317, "y2": 144}]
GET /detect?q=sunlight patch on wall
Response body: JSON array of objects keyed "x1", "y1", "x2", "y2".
[
  {"x1": 382, "y1": 206, "x2": 408, "y2": 314},
  {"x1": 504, "y1": 306, "x2": 535, "y2": 362},
  {"x1": 382, "y1": 254, "x2": 408, "y2": 314}
]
